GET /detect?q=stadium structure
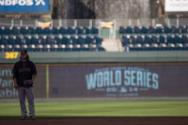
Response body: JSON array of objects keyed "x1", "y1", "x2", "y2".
[{"x1": 0, "y1": 0, "x2": 188, "y2": 124}]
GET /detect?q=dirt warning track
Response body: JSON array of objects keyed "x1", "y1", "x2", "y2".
[{"x1": 0, "y1": 117, "x2": 188, "y2": 125}]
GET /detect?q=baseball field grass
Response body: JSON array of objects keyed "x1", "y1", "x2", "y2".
[{"x1": 0, "y1": 100, "x2": 188, "y2": 117}]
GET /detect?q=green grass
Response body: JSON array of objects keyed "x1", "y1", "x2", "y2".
[{"x1": 0, "y1": 100, "x2": 188, "y2": 117}]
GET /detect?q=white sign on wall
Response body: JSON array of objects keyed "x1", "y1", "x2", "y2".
[{"x1": 165, "y1": 0, "x2": 188, "y2": 12}]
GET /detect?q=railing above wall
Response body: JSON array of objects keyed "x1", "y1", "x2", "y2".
[
  {"x1": 1, "y1": 18, "x2": 187, "y2": 39},
  {"x1": 0, "y1": 18, "x2": 188, "y2": 27},
  {"x1": 1, "y1": 51, "x2": 188, "y2": 64}
]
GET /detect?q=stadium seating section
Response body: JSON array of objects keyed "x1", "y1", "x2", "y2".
[
  {"x1": 1, "y1": 25, "x2": 188, "y2": 52},
  {"x1": 0, "y1": 26, "x2": 105, "y2": 52},
  {"x1": 119, "y1": 25, "x2": 188, "y2": 51}
]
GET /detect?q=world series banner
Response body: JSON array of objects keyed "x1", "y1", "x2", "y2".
[
  {"x1": 1, "y1": 63, "x2": 188, "y2": 99},
  {"x1": 49, "y1": 63, "x2": 188, "y2": 98},
  {"x1": 0, "y1": 0, "x2": 50, "y2": 13}
]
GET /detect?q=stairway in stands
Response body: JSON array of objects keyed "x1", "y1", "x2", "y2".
[{"x1": 102, "y1": 38, "x2": 124, "y2": 52}]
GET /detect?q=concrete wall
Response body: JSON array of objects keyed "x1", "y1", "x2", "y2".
[
  {"x1": 61, "y1": 0, "x2": 151, "y2": 19},
  {"x1": 63, "y1": 0, "x2": 95, "y2": 19},
  {"x1": 95, "y1": 0, "x2": 150, "y2": 19}
]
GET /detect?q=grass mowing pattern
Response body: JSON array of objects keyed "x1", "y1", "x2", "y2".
[{"x1": 0, "y1": 100, "x2": 188, "y2": 117}]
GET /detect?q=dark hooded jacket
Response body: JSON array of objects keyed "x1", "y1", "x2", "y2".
[{"x1": 12, "y1": 55, "x2": 37, "y2": 88}]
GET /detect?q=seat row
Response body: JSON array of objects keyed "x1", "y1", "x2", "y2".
[
  {"x1": 0, "y1": 26, "x2": 99, "y2": 35},
  {"x1": 0, "y1": 35, "x2": 104, "y2": 52},
  {"x1": 122, "y1": 34, "x2": 188, "y2": 46},
  {"x1": 119, "y1": 25, "x2": 188, "y2": 34}
]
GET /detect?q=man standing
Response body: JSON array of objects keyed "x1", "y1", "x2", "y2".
[{"x1": 12, "y1": 50, "x2": 37, "y2": 119}]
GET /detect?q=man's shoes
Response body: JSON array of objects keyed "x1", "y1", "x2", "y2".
[
  {"x1": 29, "y1": 115, "x2": 36, "y2": 120},
  {"x1": 21, "y1": 115, "x2": 28, "y2": 120},
  {"x1": 21, "y1": 115, "x2": 36, "y2": 120}
]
